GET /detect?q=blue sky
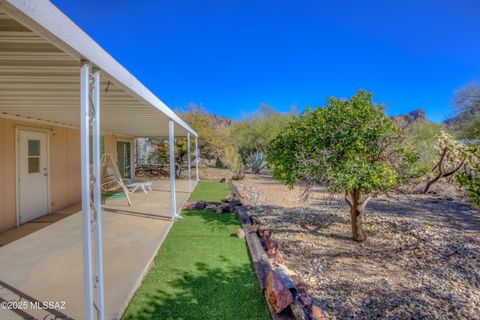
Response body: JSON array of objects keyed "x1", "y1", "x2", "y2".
[{"x1": 53, "y1": 0, "x2": 479, "y2": 122}]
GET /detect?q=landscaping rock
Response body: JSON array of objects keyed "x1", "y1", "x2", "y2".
[
  {"x1": 236, "y1": 228, "x2": 246, "y2": 238},
  {"x1": 233, "y1": 175, "x2": 480, "y2": 319},
  {"x1": 311, "y1": 305, "x2": 328, "y2": 320},
  {"x1": 265, "y1": 270, "x2": 293, "y2": 314},
  {"x1": 182, "y1": 201, "x2": 196, "y2": 210},
  {"x1": 215, "y1": 203, "x2": 234, "y2": 213},
  {"x1": 250, "y1": 215, "x2": 262, "y2": 227},
  {"x1": 257, "y1": 228, "x2": 272, "y2": 238},
  {"x1": 264, "y1": 238, "x2": 280, "y2": 258},
  {"x1": 195, "y1": 201, "x2": 207, "y2": 210},
  {"x1": 215, "y1": 204, "x2": 226, "y2": 213},
  {"x1": 205, "y1": 204, "x2": 217, "y2": 211},
  {"x1": 291, "y1": 275, "x2": 309, "y2": 306}
]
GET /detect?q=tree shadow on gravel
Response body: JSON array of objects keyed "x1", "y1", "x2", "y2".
[
  {"x1": 367, "y1": 197, "x2": 480, "y2": 232},
  {"x1": 312, "y1": 278, "x2": 471, "y2": 320}
]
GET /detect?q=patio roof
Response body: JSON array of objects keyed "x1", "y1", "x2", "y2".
[{"x1": 0, "y1": 0, "x2": 197, "y2": 137}]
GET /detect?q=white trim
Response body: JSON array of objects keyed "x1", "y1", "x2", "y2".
[
  {"x1": 0, "y1": 0, "x2": 197, "y2": 138},
  {"x1": 92, "y1": 68, "x2": 105, "y2": 320},
  {"x1": 1, "y1": 112, "x2": 123, "y2": 137},
  {"x1": 169, "y1": 120, "x2": 181, "y2": 219},
  {"x1": 3, "y1": 112, "x2": 79, "y2": 130},
  {"x1": 80, "y1": 60, "x2": 94, "y2": 320},
  {"x1": 187, "y1": 132, "x2": 191, "y2": 192},
  {"x1": 15, "y1": 126, "x2": 51, "y2": 227}
]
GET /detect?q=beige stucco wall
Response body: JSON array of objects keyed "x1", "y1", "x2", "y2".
[{"x1": 0, "y1": 116, "x2": 134, "y2": 233}]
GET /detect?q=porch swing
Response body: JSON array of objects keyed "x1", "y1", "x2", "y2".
[{"x1": 99, "y1": 153, "x2": 132, "y2": 206}]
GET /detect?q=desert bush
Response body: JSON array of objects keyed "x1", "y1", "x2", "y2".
[
  {"x1": 456, "y1": 145, "x2": 480, "y2": 205},
  {"x1": 231, "y1": 104, "x2": 294, "y2": 157},
  {"x1": 405, "y1": 119, "x2": 444, "y2": 174},
  {"x1": 424, "y1": 131, "x2": 479, "y2": 193},
  {"x1": 223, "y1": 146, "x2": 244, "y2": 180}
]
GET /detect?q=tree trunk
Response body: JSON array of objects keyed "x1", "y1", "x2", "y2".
[{"x1": 346, "y1": 190, "x2": 368, "y2": 242}]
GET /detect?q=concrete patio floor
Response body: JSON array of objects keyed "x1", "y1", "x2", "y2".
[{"x1": 0, "y1": 179, "x2": 193, "y2": 319}]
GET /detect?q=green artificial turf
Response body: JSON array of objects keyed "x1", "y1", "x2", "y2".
[
  {"x1": 188, "y1": 180, "x2": 232, "y2": 203},
  {"x1": 123, "y1": 182, "x2": 269, "y2": 320}
]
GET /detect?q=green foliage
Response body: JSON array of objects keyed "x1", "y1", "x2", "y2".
[
  {"x1": 425, "y1": 131, "x2": 480, "y2": 194},
  {"x1": 231, "y1": 104, "x2": 294, "y2": 157},
  {"x1": 267, "y1": 90, "x2": 408, "y2": 194},
  {"x1": 457, "y1": 171, "x2": 480, "y2": 205},
  {"x1": 222, "y1": 146, "x2": 245, "y2": 180},
  {"x1": 245, "y1": 151, "x2": 268, "y2": 174},
  {"x1": 455, "y1": 145, "x2": 480, "y2": 205},
  {"x1": 405, "y1": 119, "x2": 444, "y2": 173},
  {"x1": 215, "y1": 157, "x2": 224, "y2": 168},
  {"x1": 181, "y1": 104, "x2": 234, "y2": 160}
]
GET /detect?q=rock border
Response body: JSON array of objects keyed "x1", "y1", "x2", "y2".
[{"x1": 229, "y1": 180, "x2": 328, "y2": 320}]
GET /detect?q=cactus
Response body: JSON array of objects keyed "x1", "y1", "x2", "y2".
[{"x1": 246, "y1": 151, "x2": 268, "y2": 174}]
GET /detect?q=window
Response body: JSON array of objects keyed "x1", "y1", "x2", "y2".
[{"x1": 28, "y1": 139, "x2": 40, "y2": 173}]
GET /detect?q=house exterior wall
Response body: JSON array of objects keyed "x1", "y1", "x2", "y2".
[
  {"x1": 0, "y1": 116, "x2": 134, "y2": 233},
  {"x1": 0, "y1": 117, "x2": 81, "y2": 232}
]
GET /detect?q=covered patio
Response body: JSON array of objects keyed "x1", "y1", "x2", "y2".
[
  {"x1": 0, "y1": 180, "x2": 192, "y2": 319},
  {"x1": 0, "y1": 0, "x2": 199, "y2": 319}
]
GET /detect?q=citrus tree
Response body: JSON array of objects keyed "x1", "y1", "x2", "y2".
[{"x1": 267, "y1": 90, "x2": 414, "y2": 242}]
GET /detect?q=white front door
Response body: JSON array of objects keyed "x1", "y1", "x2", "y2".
[{"x1": 18, "y1": 130, "x2": 49, "y2": 224}]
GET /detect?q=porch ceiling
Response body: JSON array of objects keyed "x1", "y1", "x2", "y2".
[{"x1": 0, "y1": 6, "x2": 193, "y2": 137}]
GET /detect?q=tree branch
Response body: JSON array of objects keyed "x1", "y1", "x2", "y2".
[{"x1": 344, "y1": 191, "x2": 353, "y2": 208}]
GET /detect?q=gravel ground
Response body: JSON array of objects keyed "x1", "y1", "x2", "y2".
[{"x1": 234, "y1": 174, "x2": 480, "y2": 320}]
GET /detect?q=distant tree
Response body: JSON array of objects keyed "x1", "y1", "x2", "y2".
[
  {"x1": 451, "y1": 83, "x2": 480, "y2": 139},
  {"x1": 148, "y1": 137, "x2": 188, "y2": 179},
  {"x1": 405, "y1": 119, "x2": 444, "y2": 174},
  {"x1": 222, "y1": 146, "x2": 245, "y2": 180},
  {"x1": 148, "y1": 103, "x2": 234, "y2": 179},
  {"x1": 267, "y1": 90, "x2": 416, "y2": 242},
  {"x1": 231, "y1": 104, "x2": 294, "y2": 160},
  {"x1": 180, "y1": 103, "x2": 233, "y2": 160}
]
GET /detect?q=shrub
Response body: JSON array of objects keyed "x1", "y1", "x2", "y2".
[
  {"x1": 223, "y1": 146, "x2": 244, "y2": 180},
  {"x1": 267, "y1": 90, "x2": 415, "y2": 242},
  {"x1": 245, "y1": 151, "x2": 268, "y2": 174}
]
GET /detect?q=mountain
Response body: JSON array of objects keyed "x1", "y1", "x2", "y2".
[
  {"x1": 209, "y1": 114, "x2": 235, "y2": 127},
  {"x1": 390, "y1": 109, "x2": 427, "y2": 125}
]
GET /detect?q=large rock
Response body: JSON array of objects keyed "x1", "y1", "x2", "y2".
[
  {"x1": 205, "y1": 204, "x2": 217, "y2": 211},
  {"x1": 257, "y1": 228, "x2": 272, "y2": 238},
  {"x1": 265, "y1": 270, "x2": 293, "y2": 314},
  {"x1": 291, "y1": 275, "x2": 309, "y2": 306},
  {"x1": 236, "y1": 228, "x2": 246, "y2": 238},
  {"x1": 215, "y1": 203, "x2": 234, "y2": 213},
  {"x1": 183, "y1": 202, "x2": 196, "y2": 210},
  {"x1": 195, "y1": 201, "x2": 207, "y2": 210},
  {"x1": 264, "y1": 238, "x2": 279, "y2": 258},
  {"x1": 311, "y1": 305, "x2": 328, "y2": 320}
]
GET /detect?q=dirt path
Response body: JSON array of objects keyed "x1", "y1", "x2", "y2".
[{"x1": 234, "y1": 174, "x2": 480, "y2": 320}]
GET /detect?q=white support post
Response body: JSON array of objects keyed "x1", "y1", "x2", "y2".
[
  {"x1": 187, "y1": 132, "x2": 192, "y2": 192},
  {"x1": 80, "y1": 61, "x2": 94, "y2": 320},
  {"x1": 195, "y1": 136, "x2": 199, "y2": 181},
  {"x1": 169, "y1": 120, "x2": 180, "y2": 219},
  {"x1": 92, "y1": 68, "x2": 105, "y2": 320}
]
